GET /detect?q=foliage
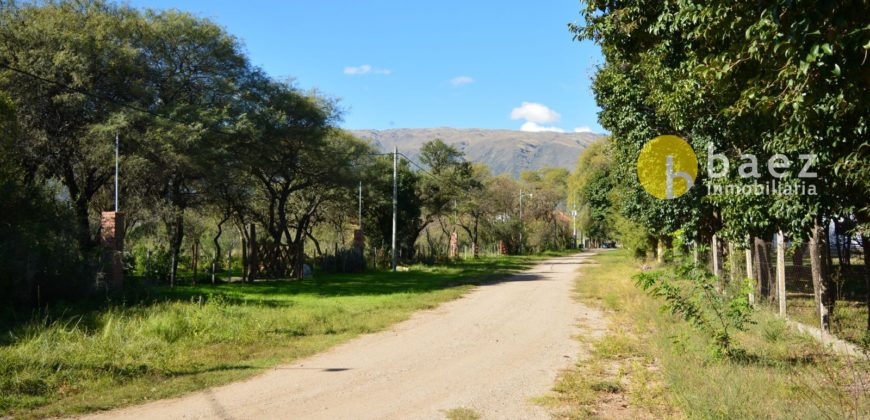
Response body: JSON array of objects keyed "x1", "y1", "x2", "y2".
[
  {"x1": 634, "y1": 234, "x2": 754, "y2": 358},
  {"x1": 0, "y1": 1, "x2": 376, "y2": 298},
  {"x1": 0, "y1": 95, "x2": 85, "y2": 304},
  {"x1": 564, "y1": 250, "x2": 870, "y2": 418},
  {"x1": 362, "y1": 156, "x2": 422, "y2": 261},
  {"x1": 571, "y1": 0, "x2": 870, "y2": 333}
]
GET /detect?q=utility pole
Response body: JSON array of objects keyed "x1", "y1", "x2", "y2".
[
  {"x1": 572, "y1": 206, "x2": 577, "y2": 249},
  {"x1": 358, "y1": 181, "x2": 363, "y2": 228},
  {"x1": 391, "y1": 146, "x2": 398, "y2": 271},
  {"x1": 114, "y1": 132, "x2": 119, "y2": 212}
]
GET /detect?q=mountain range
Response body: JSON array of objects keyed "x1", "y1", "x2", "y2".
[{"x1": 351, "y1": 128, "x2": 604, "y2": 177}]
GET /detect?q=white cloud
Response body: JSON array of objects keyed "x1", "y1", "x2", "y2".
[
  {"x1": 520, "y1": 122, "x2": 565, "y2": 133},
  {"x1": 510, "y1": 102, "x2": 561, "y2": 123},
  {"x1": 344, "y1": 64, "x2": 391, "y2": 75},
  {"x1": 450, "y1": 75, "x2": 474, "y2": 86},
  {"x1": 573, "y1": 126, "x2": 593, "y2": 133}
]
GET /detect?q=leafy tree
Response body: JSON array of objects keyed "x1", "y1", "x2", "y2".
[
  {"x1": 479, "y1": 175, "x2": 522, "y2": 254},
  {"x1": 417, "y1": 138, "x2": 475, "y2": 254},
  {"x1": 454, "y1": 163, "x2": 489, "y2": 257},
  {"x1": 0, "y1": 92, "x2": 83, "y2": 304},
  {"x1": 0, "y1": 0, "x2": 145, "y2": 251},
  {"x1": 362, "y1": 156, "x2": 422, "y2": 264},
  {"x1": 575, "y1": 0, "x2": 870, "y2": 330},
  {"x1": 134, "y1": 8, "x2": 251, "y2": 284},
  {"x1": 568, "y1": 139, "x2": 616, "y2": 246},
  {"x1": 521, "y1": 168, "x2": 571, "y2": 252}
]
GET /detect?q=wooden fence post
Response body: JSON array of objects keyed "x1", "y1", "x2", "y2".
[
  {"x1": 728, "y1": 241, "x2": 738, "y2": 282},
  {"x1": 712, "y1": 234, "x2": 721, "y2": 278},
  {"x1": 776, "y1": 231, "x2": 787, "y2": 316},
  {"x1": 745, "y1": 242, "x2": 754, "y2": 305}
]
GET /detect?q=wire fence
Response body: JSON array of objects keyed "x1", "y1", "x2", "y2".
[{"x1": 699, "y1": 232, "x2": 867, "y2": 343}]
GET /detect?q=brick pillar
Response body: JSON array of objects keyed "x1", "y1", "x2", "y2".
[
  {"x1": 499, "y1": 240, "x2": 508, "y2": 255},
  {"x1": 100, "y1": 211, "x2": 125, "y2": 290}
]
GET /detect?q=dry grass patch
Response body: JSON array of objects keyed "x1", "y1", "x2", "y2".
[{"x1": 543, "y1": 249, "x2": 870, "y2": 419}]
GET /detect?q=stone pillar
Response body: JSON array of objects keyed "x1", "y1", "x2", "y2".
[
  {"x1": 100, "y1": 211, "x2": 125, "y2": 290},
  {"x1": 449, "y1": 232, "x2": 459, "y2": 259}
]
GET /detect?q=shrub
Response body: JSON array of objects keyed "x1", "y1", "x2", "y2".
[{"x1": 633, "y1": 233, "x2": 754, "y2": 358}]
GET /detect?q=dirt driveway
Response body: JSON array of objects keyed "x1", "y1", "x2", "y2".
[{"x1": 84, "y1": 252, "x2": 605, "y2": 420}]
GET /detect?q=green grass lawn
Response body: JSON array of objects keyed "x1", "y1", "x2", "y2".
[
  {"x1": 543, "y1": 250, "x2": 870, "y2": 418},
  {"x1": 0, "y1": 253, "x2": 566, "y2": 418}
]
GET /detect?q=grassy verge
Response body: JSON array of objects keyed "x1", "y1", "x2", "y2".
[
  {"x1": 543, "y1": 250, "x2": 870, "y2": 418},
  {"x1": 0, "y1": 253, "x2": 563, "y2": 418},
  {"x1": 787, "y1": 295, "x2": 868, "y2": 345}
]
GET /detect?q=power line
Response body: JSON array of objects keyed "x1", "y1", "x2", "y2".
[
  {"x1": 1, "y1": 61, "x2": 396, "y2": 171},
  {"x1": 397, "y1": 152, "x2": 471, "y2": 192},
  {"x1": 0, "y1": 61, "x2": 239, "y2": 138},
  {"x1": 2, "y1": 61, "x2": 477, "y2": 205}
]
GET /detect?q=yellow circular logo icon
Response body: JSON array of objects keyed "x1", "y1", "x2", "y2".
[{"x1": 636, "y1": 135, "x2": 697, "y2": 200}]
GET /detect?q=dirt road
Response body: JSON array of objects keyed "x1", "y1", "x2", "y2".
[{"x1": 86, "y1": 252, "x2": 604, "y2": 420}]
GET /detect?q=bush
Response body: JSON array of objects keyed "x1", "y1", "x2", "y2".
[
  {"x1": 0, "y1": 156, "x2": 87, "y2": 306},
  {"x1": 614, "y1": 215, "x2": 655, "y2": 259},
  {"x1": 320, "y1": 248, "x2": 366, "y2": 273},
  {"x1": 633, "y1": 233, "x2": 754, "y2": 358}
]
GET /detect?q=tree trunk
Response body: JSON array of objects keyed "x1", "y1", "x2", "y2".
[
  {"x1": 213, "y1": 214, "x2": 228, "y2": 271},
  {"x1": 239, "y1": 228, "x2": 248, "y2": 282},
  {"x1": 438, "y1": 217, "x2": 452, "y2": 258},
  {"x1": 74, "y1": 196, "x2": 95, "y2": 252},
  {"x1": 835, "y1": 231, "x2": 844, "y2": 266},
  {"x1": 168, "y1": 212, "x2": 184, "y2": 287},
  {"x1": 824, "y1": 223, "x2": 834, "y2": 277},
  {"x1": 294, "y1": 241, "x2": 305, "y2": 280},
  {"x1": 844, "y1": 234, "x2": 852, "y2": 267},
  {"x1": 754, "y1": 237, "x2": 773, "y2": 302},
  {"x1": 809, "y1": 221, "x2": 833, "y2": 332},
  {"x1": 472, "y1": 217, "x2": 480, "y2": 259},
  {"x1": 792, "y1": 244, "x2": 805, "y2": 267},
  {"x1": 306, "y1": 230, "x2": 323, "y2": 257},
  {"x1": 248, "y1": 223, "x2": 258, "y2": 282},
  {"x1": 862, "y1": 233, "x2": 870, "y2": 332},
  {"x1": 64, "y1": 167, "x2": 99, "y2": 253},
  {"x1": 191, "y1": 240, "x2": 199, "y2": 285}
]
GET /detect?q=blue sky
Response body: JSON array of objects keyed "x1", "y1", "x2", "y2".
[{"x1": 129, "y1": 0, "x2": 604, "y2": 133}]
